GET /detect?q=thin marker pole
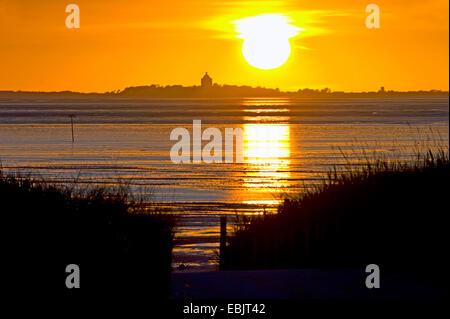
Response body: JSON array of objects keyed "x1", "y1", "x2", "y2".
[
  {"x1": 69, "y1": 114, "x2": 76, "y2": 143},
  {"x1": 219, "y1": 216, "x2": 227, "y2": 270}
]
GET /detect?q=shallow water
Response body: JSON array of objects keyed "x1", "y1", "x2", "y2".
[{"x1": 0, "y1": 97, "x2": 448, "y2": 270}]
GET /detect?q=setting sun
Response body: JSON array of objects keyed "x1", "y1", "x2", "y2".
[{"x1": 235, "y1": 14, "x2": 301, "y2": 70}]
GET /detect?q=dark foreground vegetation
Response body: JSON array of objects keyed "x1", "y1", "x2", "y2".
[
  {"x1": 223, "y1": 149, "x2": 449, "y2": 284},
  {"x1": 2, "y1": 174, "x2": 174, "y2": 296}
]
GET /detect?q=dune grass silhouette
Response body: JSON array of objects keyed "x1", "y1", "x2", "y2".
[
  {"x1": 2, "y1": 174, "x2": 174, "y2": 296},
  {"x1": 222, "y1": 147, "x2": 449, "y2": 286}
]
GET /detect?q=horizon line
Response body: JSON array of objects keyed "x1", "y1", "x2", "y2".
[{"x1": 1, "y1": 83, "x2": 448, "y2": 96}]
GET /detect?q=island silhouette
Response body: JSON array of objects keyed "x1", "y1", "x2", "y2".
[{"x1": 1, "y1": 73, "x2": 448, "y2": 98}]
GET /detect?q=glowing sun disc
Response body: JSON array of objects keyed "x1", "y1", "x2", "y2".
[
  {"x1": 235, "y1": 14, "x2": 300, "y2": 70},
  {"x1": 242, "y1": 37, "x2": 291, "y2": 70}
]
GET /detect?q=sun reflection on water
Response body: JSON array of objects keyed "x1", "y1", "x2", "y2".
[{"x1": 242, "y1": 123, "x2": 291, "y2": 206}]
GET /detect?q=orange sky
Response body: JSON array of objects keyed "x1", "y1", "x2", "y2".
[{"x1": 0, "y1": 0, "x2": 448, "y2": 92}]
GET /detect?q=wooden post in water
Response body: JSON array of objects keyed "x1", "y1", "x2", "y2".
[
  {"x1": 68, "y1": 114, "x2": 76, "y2": 143},
  {"x1": 219, "y1": 216, "x2": 227, "y2": 270}
]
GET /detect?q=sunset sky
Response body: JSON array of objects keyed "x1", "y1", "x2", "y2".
[{"x1": 0, "y1": 0, "x2": 448, "y2": 92}]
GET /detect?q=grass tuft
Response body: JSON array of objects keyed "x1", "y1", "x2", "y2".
[
  {"x1": 1, "y1": 172, "x2": 174, "y2": 295},
  {"x1": 223, "y1": 147, "x2": 449, "y2": 282}
]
